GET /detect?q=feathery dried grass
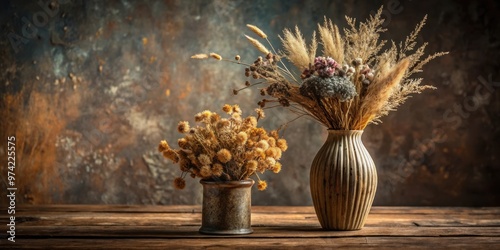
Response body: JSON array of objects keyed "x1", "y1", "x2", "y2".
[
  {"x1": 280, "y1": 26, "x2": 311, "y2": 70},
  {"x1": 193, "y1": 7, "x2": 447, "y2": 130},
  {"x1": 318, "y1": 17, "x2": 344, "y2": 64},
  {"x1": 356, "y1": 58, "x2": 410, "y2": 128}
]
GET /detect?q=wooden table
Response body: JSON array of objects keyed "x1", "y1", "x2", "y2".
[{"x1": 1, "y1": 205, "x2": 499, "y2": 249}]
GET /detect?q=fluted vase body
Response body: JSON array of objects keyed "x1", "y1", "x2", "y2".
[{"x1": 310, "y1": 130, "x2": 377, "y2": 230}]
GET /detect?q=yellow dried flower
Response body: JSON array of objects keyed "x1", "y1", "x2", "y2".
[
  {"x1": 268, "y1": 137, "x2": 276, "y2": 147},
  {"x1": 273, "y1": 162, "x2": 282, "y2": 173},
  {"x1": 200, "y1": 165, "x2": 212, "y2": 178},
  {"x1": 277, "y1": 139, "x2": 288, "y2": 152},
  {"x1": 257, "y1": 180, "x2": 267, "y2": 191},
  {"x1": 216, "y1": 119, "x2": 231, "y2": 130},
  {"x1": 246, "y1": 160, "x2": 258, "y2": 172},
  {"x1": 246, "y1": 139, "x2": 255, "y2": 148},
  {"x1": 210, "y1": 113, "x2": 221, "y2": 124},
  {"x1": 254, "y1": 148, "x2": 265, "y2": 158},
  {"x1": 216, "y1": 148, "x2": 232, "y2": 163},
  {"x1": 244, "y1": 116, "x2": 257, "y2": 128},
  {"x1": 162, "y1": 149, "x2": 179, "y2": 163},
  {"x1": 158, "y1": 140, "x2": 169, "y2": 152},
  {"x1": 265, "y1": 157, "x2": 276, "y2": 166},
  {"x1": 232, "y1": 104, "x2": 242, "y2": 114},
  {"x1": 257, "y1": 140, "x2": 270, "y2": 150},
  {"x1": 212, "y1": 163, "x2": 224, "y2": 177},
  {"x1": 236, "y1": 132, "x2": 248, "y2": 145},
  {"x1": 178, "y1": 138, "x2": 189, "y2": 149},
  {"x1": 177, "y1": 121, "x2": 190, "y2": 133},
  {"x1": 209, "y1": 52, "x2": 222, "y2": 60},
  {"x1": 265, "y1": 147, "x2": 278, "y2": 158},
  {"x1": 255, "y1": 108, "x2": 265, "y2": 119},
  {"x1": 198, "y1": 154, "x2": 212, "y2": 165},
  {"x1": 222, "y1": 104, "x2": 233, "y2": 114},
  {"x1": 269, "y1": 130, "x2": 279, "y2": 139},
  {"x1": 173, "y1": 177, "x2": 186, "y2": 190}
]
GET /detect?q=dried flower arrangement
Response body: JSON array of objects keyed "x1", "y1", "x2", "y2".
[
  {"x1": 191, "y1": 8, "x2": 448, "y2": 130},
  {"x1": 158, "y1": 104, "x2": 287, "y2": 191}
]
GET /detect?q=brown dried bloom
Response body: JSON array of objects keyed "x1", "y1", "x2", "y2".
[
  {"x1": 178, "y1": 138, "x2": 189, "y2": 149},
  {"x1": 236, "y1": 132, "x2": 248, "y2": 145},
  {"x1": 273, "y1": 162, "x2": 282, "y2": 173},
  {"x1": 257, "y1": 140, "x2": 270, "y2": 150},
  {"x1": 198, "y1": 154, "x2": 212, "y2": 165},
  {"x1": 277, "y1": 139, "x2": 288, "y2": 152},
  {"x1": 162, "y1": 149, "x2": 179, "y2": 163},
  {"x1": 212, "y1": 163, "x2": 224, "y2": 177},
  {"x1": 173, "y1": 177, "x2": 186, "y2": 190},
  {"x1": 200, "y1": 165, "x2": 212, "y2": 178},
  {"x1": 257, "y1": 180, "x2": 267, "y2": 191},
  {"x1": 158, "y1": 140, "x2": 169, "y2": 152},
  {"x1": 217, "y1": 148, "x2": 232, "y2": 163},
  {"x1": 255, "y1": 108, "x2": 265, "y2": 120},
  {"x1": 177, "y1": 121, "x2": 190, "y2": 133},
  {"x1": 222, "y1": 104, "x2": 233, "y2": 114}
]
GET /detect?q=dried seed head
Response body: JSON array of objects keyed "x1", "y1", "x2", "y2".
[
  {"x1": 216, "y1": 148, "x2": 232, "y2": 163},
  {"x1": 209, "y1": 52, "x2": 222, "y2": 60},
  {"x1": 233, "y1": 89, "x2": 239, "y2": 95},
  {"x1": 222, "y1": 104, "x2": 233, "y2": 114},
  {"x1": 260, "y1": 89, "x2": 266, "y2": 96},
  {"x1": 177, "y1": 121, "x2": 190, "y2": 133},
  {"x1": 246, "y1": 24, "x2": 267, "y2": 38},
  {"x1": 173, "y1": 177, "x2": 186, "y2": 189},
  {"x1": 245, "y1": 80, "x2": 251, "y2": 86},
  {"x1": 158, "y1": 140, "x2": 169, "y2": 152},
  {"x1": 257, "y1": 180, "x2": 267, "y2": 191},
  {"x1": 235, "y1": 55, "x2": 241, "y2": 61},
  {"x1": 190, "y1": 54, "x2": 209, "y2": 59},
  {"x1": 244, "y1": 35, "x2": 269, "y2": 54}
]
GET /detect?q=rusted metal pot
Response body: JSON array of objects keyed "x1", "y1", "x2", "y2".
[{"x1": 199, "y1": 179, "x2": 254, "y2": 235}]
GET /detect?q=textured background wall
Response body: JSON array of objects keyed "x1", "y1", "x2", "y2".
[{"x1": 0, "y1": 0, "x2": 499, "y2": 206}]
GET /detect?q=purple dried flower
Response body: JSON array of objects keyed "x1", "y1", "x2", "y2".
[{"x1": 313, "y1": 56, "x2": 339, "y2": 78}]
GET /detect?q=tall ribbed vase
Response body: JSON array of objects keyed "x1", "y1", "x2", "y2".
[{"x1": 310, "y1": 130, "x2": 377, "y2": 230}]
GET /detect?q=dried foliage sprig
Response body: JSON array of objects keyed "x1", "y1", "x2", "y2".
[
  {"x1": 159, "y1": 105, "x2": 287, "y2": 191},
  {"x1": 192, "y1": 6, "x2": 448, "y2": 130}
]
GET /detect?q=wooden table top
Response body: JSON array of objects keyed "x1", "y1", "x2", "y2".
[{"x1": 1, "y1": 205, "x2": 499, "y2": 249}]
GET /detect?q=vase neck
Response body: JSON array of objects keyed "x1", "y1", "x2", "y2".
[{"x1": 326, "y1": 130, "x2": 363, "y2": 141}]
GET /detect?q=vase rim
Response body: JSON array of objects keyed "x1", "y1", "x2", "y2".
[
  {"x1": 326, "y1": 129, "x2": 364, "y2": 134},
  {"x1": 200, "y1": 179, "x2": 255, "y2": 188}
]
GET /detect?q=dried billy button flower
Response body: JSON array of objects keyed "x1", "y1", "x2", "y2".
[
  {"x1": 177, "y1": 121, "x2": 190, "y2": 133},
  {"x1": 173, "y1": 177, "x2": 186, "y2": 189},
  {"x1": 257, "y1": 180, "x2": 267, "y2": 191}
]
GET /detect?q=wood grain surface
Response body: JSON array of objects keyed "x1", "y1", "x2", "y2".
[{"x1": 1, "y1": 205, "x2": 499, "y2": 249}]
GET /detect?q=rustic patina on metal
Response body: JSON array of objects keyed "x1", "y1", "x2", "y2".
[{"x1": 199, "y1": 179, "x2": 254, "y2": 235}]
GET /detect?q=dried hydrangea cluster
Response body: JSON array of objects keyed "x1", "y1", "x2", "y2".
[
  {"x1": 191, "y1": 7, "x2": 447, "y2": 130},
  {"x1": 158, "y1": 105, "x2": 287, "y2": 191}
]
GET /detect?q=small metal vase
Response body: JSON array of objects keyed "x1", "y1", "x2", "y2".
[{"x1": 199, "y1": 179, "x2": 254, "y2": 235}]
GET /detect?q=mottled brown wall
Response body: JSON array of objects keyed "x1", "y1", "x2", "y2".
[{"x1": 0, "y1": 0, "x2": 499, "y2": 206}]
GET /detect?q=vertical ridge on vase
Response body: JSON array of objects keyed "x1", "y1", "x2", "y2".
[{"x1": 310, "y1": 130, "x2": 377, "y2": 231}]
